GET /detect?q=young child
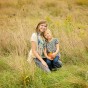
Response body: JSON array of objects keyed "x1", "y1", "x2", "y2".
[{"x1": 43, "y1": 29, "x2": 62, "y2": 71}]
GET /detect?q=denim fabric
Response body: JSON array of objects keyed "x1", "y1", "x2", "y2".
[
  {"x1": 34, "y1": 58, "x2": 51, "y2": 73},
  {"x1": 46, "y1": 56, "x2": 62, "y2": 71}
]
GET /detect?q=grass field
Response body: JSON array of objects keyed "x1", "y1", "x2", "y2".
[{"x1": 0, "y1": 0, "x2": 88, "y2": 88}]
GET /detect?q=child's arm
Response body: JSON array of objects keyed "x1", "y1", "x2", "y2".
[
  {"x1": 44, "y1": 48, "x2": 53, "y2": 60},
  {"x1": 52, "y1": 43, "x2": 59, "y2": 58}
]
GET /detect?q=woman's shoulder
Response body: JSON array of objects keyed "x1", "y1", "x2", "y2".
[
  {"x1": 31, "y1": 33, "x2": 37, "y2": 42},
  {"x1": 31, "y1": 33, "x2": 37, "y2": 36},
  {"x1": 31, "y1": 33, "x2": 38, "y2": 38}
]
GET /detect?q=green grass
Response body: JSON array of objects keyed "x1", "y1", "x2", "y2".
[
  {"x1": 25, "y1": 64, "x2": 88, "y2": 88},
  {"x1": 0, "y1": 55, "x2": 88, "y2": 88}
]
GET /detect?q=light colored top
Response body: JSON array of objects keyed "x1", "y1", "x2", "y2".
[{"x1": 30, "y1": 33, "x2": 45, "y2": 58}]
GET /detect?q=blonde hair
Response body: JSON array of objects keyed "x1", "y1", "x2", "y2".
[{"x1": 43, "y1": 29, "x2": 52, "y2": 41}]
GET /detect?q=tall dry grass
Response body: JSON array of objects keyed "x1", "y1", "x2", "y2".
[
  {"x1": 0, "y1": 0, "x2": 88, "y2": 64},
  {"x1": 0, "y1": 17, "x2": 33, "y2": 56}
]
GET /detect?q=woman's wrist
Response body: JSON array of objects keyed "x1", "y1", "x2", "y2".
[{"x1": 40, "y1": 58, "x2": 45, "y2": 62}]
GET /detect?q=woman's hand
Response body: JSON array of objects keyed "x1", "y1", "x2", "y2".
[{"x1": 41, "y1": 60, "x2": 48, "y2": 67}]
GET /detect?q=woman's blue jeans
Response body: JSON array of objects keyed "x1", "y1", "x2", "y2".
[
  {"x1": 46, "y1": 56, "x2": 62, "y2": 71},
  {"x1": 34, "y1": 58, "x2": 51, "y2": 73}
]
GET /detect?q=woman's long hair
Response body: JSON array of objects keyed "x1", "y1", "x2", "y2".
[{"x1": 36, "y1": 20, "x2": 47, "y2": 33}]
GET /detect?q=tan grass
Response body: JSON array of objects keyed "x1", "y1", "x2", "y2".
[{"x1": 0, "y1": 0, "x2": 88, "y2": 63}]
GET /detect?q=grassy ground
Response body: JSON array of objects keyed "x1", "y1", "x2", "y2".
[
  {"x1": 0, "y1": 55, "x2": 88, "y2": 88},
  {"x1": 0, "y1": 0, "x2": 88, "y2": 88}
]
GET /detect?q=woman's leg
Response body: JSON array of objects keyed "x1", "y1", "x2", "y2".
[
  {"x1": 53, "y1": 56, "x2": 62, "y2": 68},
  {"x1": 46, "y1": 59, "x2": 52, "y2": 71},
  {"x1": 34, "y1": 58, "x2": 51, "y2": 73}
]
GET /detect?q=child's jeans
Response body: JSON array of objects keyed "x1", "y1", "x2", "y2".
[
  {"x1": 34, "y1": 58, "x2": 51, "y2": 73},
  {"x1": 46, "y1": 56, "x2": 62, "y2": 71}
]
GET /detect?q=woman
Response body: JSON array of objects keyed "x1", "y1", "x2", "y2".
[{"x1": 28, "y1": 21, "x2": 51, "y2": 72}]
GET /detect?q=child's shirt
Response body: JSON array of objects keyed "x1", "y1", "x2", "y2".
[{"x1": 44, "y1": 38, "x2": 60, "y2": 56}]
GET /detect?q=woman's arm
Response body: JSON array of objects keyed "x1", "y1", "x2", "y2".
[{"x1": 31, "y1": 41, "x2": 48, "y2": 67}]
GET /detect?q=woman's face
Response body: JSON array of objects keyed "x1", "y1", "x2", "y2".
[{"x1": 38, "y1": 23, "x2": 47, "y2": 33}]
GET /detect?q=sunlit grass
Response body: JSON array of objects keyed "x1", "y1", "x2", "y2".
[
  {"x1": 76, "y1": 0, "x2": 88, "y2": 6},
  {"x1": 0, "y1": 0, "x2": 88, "y2": 88}
]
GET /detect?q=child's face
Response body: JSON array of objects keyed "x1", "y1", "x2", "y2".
[{"x1": 44, "y1": 30, "x2": 52, "y2": 40}]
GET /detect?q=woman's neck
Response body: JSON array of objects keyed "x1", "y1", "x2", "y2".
[{"x1": 37, "y1": 32, "x2": 43, "y2": 36}]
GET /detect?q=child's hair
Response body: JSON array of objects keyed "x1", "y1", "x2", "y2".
[
  {"x1": 43, "y1": 29, "x2": 52, "y2": 41},
  {"x1": 36, "y1": 20, "x2": 47, "y2": 33}
]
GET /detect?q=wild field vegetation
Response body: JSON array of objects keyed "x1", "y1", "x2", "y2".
[{"x1": 0, "y1": 0, "x2": 88, "y2": 88}]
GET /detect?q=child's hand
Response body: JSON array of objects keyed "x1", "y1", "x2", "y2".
[
  {"x1": 48, "y1": 56, "x2": 53, "y2": 60},
  {"x1": 52, "y1": 53, "x2": 56, "y2": 58},
  {"x1": 48, "y1": 53, "x2": 54, "y2": 60}
]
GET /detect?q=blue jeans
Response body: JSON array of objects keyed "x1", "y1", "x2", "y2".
[
  {"x1": 34, "y1": 58, "x2": 51, "y2": 73},
  {"x1": 46, "y1": 56, "x2": 62, "y2": 71}
]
